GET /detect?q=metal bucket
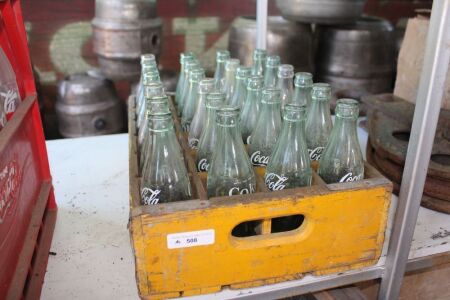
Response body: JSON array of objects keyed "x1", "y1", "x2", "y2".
[
  {"x1": 315, "y1": 16, "x2": 395, "y2": 100},
  {"x1": 228, "y1": 16, "x2": 314, "y2": 73},
  {"x1": 56, "y1": 71, "x2": 124, "y2": 138},
  {"x1": 92, "y1": 0, "x2": 162, "y2": 81},
  {"x1": 276, "y1": 0, "x2": 366, "y2": 24}
]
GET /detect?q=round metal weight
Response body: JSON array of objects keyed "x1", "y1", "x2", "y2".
[
  {"x1": 92, "y1": 0, "x2": 162, "y2": 81},
  {"x1": 366, "y1": 141, "x2": 450, "y2": 214},
  {"x1": 315, "y1": 16, "x2": 395, "y2": 100},
  {"x1": 56, "y1": 71, "x2": 124, "y2": 138},
  {"x1": 229, "y1": 16, "x2": 313, "y2": 73},
  {"x1": 276, "y1": 0, "x2": 366, "y2": 24}
]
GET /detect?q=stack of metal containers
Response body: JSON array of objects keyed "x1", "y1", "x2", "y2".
[{"x1": 273, "y1": 0, "x2": 396, "y2": 109}]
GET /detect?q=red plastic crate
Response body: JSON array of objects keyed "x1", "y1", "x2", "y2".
[{"x1": 0, "y1": 0, "x2": 56, "y2": 299}]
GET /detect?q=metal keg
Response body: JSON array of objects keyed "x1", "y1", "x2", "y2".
[
  {"x1": 56, "y1": 71, "x2": 124, "y2": 138},
  {"x1": 229, "y1": 16, "x2": 313, "y2": 73},
  {"x1": 276, "y1": 0, "x2": 366, "y2": 24},
  {"x1": 92, "y1": 0, "x2": 162, "y2": 81},
  {"x1": 315, "y1": 16, "x2": 395, "y2": 101}
]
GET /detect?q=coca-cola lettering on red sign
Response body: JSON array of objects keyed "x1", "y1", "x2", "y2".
[
  {"x1": 0, "y1": 156, "x2": 22, "y2": 223},
  {"x1": 339, "y1": 172, "x2": 363, "y2": 183},
  {"x1": 250, "y1": 151, "x2": 270, "y2": 166},
  {"x1": 308, "y1": 147, "x2": 324, "y2": 161},
  {"x1": 265, "y1": 173, "x2": 288, "y2": 191},
  {"x1": 141, "y1": 187, "x2": 161, "y2": 205}
]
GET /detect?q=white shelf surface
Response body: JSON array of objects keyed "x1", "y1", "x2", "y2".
[{"x1": 41, "y1": 130, "x2": 450, "y2": 300}]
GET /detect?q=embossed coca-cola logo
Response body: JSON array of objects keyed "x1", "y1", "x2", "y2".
[
  {"x1": 197, "y1": 158, "x2": 209, "y2": 172},
  {"x1": 339, "y1": 172, "x2": 363, "y2": 183},
  {"x1": 228, "y1": 183, "x2": 256, "y2": 196},
  {"x1": 250, "y1": 151, "x2": 269, "y2": 166},
  {"x1": 0, "y1": 157, "x2": 21, "y2": 223},
  {"x1": 265, "y1": 173, "x2": 288, "y2": 191},
  {"x1": 308, "y1": 147, "x2": 324, "y2": 161},
  {"x1": 181, "y1": 122, "x2": 190, "y2": 132},
  {"x1": 141, "y1": 188, "x2": 161, "y2": 205}
]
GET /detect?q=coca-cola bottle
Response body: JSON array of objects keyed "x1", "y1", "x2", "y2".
[
  {"x1": 222, "y1": 58, "x2": 240, "y2": 101},
  {"x1": 188, "y1": 78, "x2": 216, "y2": 149},
  {"x1": 248, "y1": 88, "x2": 283, "y2": 167},
  {"x1": 196, "y1": 92, "x2": 225, "y2": 172},
  {"x1": 175, "y1": 52, "x2": 195, "y2": 105},
  {"x1": 139, "y1": 96, "x2": 172, "y2": 171},
  {"x1": 318, "y1": 99, "x2": 364, "y2": 184},
  {"x1": 137, "y1": 81, "x2": 165, "y2": 131},
  {"x1": 0, "y1": 48, "x2": 20, "y2": 128},
  {"x1": 136, "y1": 70, "x2": 161, "y2": 128},
  {"x1": 178, "y1": 59, "x2": 199, "y2": 116},
  {"x1": 252, "y1": 49, "x2": 267, "y2": 76},
  {"x1": 263, "y1": 55, "x2": 280, "y2": 88},
  {"x1": 138, "y1": 94, "x2": 169, "y2": 149},
  {"x1": 181, "y1": 68, "x2": 205, "y2": 132},
  {"x1": 265, "y1": 104, "x2": 312, "y2": 191},
  {"x1": 292, "y1": 72, "x2": 313, "y2": 108},
  {"x1": 305, "y1": 83, "x2": 333, "y2": 162},
  {"x1": 213, "y1": 50, "x2": 230, "y2": 91},
  {"x1": 136, "y1": 53, "x2": 156, "y2": 99},
  {"x1": 229, "y1": 66, "x2": 252, "y2": 108},
  {"x1": 207, "y1": 106, "x2": 256, "y2": 197},
  {"x1": 141, "y1": 111, "x2": 191, "y2": 205},
  {"x1": 277, "y1": 64, "x2": 294, "y2": 106},
  {"x1": 240, "y1": 75, "x2": 263, "y2": 144}
]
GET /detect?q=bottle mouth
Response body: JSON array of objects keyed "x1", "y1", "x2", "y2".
[
  {"x1": 278, "y1": 64, "x2": 294, "y2": 78},
  {"x1": 146, "y1": 101, "x2": 170, "y2": 116},
  {"x1": 198, "y1": 78, "x2": 215, "y2": 94},
  {"x1": 206, "y1": 92, "x2": 226, "y2": 109},
  {"x1": 236, "y1": 66, "x2": 252, "y2": 79},
  {"x1": 266, "y1": 55, "x2": 281, "y2": 67},
  {"x1": 283, "y1": 104, "x2": 307, "y2": 121},
  {"x1": 141, "y1": 53, "x2": 156, "y2": 66},
  {"x1": 253, "y1": 48, "x2": 267, "y2": 59},
  {"x1": 189, "y1": 69, "x2": 205, "y2": 82},
  {"x1": 180, "y1": 54, "x2": 195, "y2": 65},
  {"x1": 294, "y1": 72, "x2": 313, "y2": 87},
  {"x1": 216, "y1": 50, "x2": 230, "y2": 62},
  {"x1": 148, "y1": 112, "x2": 173, "y2": 132},
  {"x1": 216, "y1": 106, "x2": 240, "y2": 126},
  {"x1": 261, "y1": 88, "x2": 282, "y2": 104},
  {"x1": 312, "y1": 83, "x2": 331, "y2": 100},
  {"x1": 335, "y1": 98, "x2": 360, "y2": 119},
  {"x1": 247, "y1": 75, "x2": 263, "y2": 90},
  {"x1": 225, "y1": 59, "x2": 240, "y2": 71}
]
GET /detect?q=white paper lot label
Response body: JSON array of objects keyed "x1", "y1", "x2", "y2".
[{"x1": 167, "y1": 229, "x2": 215, "y2": 249}]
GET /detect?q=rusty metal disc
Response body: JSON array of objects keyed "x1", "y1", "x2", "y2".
[{"x1": 364, "y1": 94, "x2": 450, "y2": 181}]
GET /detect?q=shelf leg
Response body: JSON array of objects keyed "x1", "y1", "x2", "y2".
[{"x1": 378, "y1": 1, "x2": 450, "y2": 299}]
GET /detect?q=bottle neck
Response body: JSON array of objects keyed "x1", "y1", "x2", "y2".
[
  {"x1": 333, "y1": 116, "x2": 359, "y2": 139},
  {"x1": 310, "y1": 99, "x2": 331, "y2": 121},
  {"x1": 245, "y1": 88, "x2": 260, "y2": 106},
  {"x1": 278, "y1": 77, "x2": 293, "y2": 91},
  {"x1": 149, "y1": 116, "x2": 174, "y2": 133},
  {"x1": 215, "y1": 61, "x2": 226, "y2": 80},
  {"x1": 252, "y1": 60, "x2": 264, "y2": 76},
  {"x1": 264, "y1": 66, "x2": 278, "y2": 87},
  {"x1": 293, "y1": 86, "x2": 312, "y2": 106},
  {"x1": 260, "y1": 102, "x2": 281, "y2": 120}
]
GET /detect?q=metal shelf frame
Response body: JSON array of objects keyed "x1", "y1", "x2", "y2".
[{"x1": 253, "y1": 0, "x2": 450, "y2": 299}]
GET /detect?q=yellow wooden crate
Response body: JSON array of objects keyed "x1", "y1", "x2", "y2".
[{"x1": 128, "y1": 96, "x2": 392, "y2": 299}]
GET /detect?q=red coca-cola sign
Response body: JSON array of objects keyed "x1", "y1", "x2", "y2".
[{"x1": 0, "y1": 156, "x2": 21, "y2": 223}]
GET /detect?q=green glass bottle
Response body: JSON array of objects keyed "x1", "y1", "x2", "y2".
[
  {"x1": 139, "y1": 96, "x2": 172, "y2": 172},
  {"x1": 178, "y1": 59, "x2": 199, "y2": 117},
  {"x1": 175, "y1": 52, "x2": 195, "y2": 105},
  {"x1": 213, "y1": 50, "x2": 230, "y2": 91},
  {"x1": 252, "y1": 49, "x2": 267, "y2": 77},
  {"x1": 207, "y1": 106, "x2": 256, "y2": 197},
  {"x1": 229, "y1": 66, "x2": 252, "y2": 109},
  {"x1": 181, "y1": 68, "x2": 205, "y2": 132},
  {"x1": 277, "y1": 64, "x2": 294, "y2": 106},
  {"x1": 248, "y1": 88, "x2": 283, "y2": 167},
  {"x1": 292, "y1": 72, "x2": 313, "y2": 108},
  {"x1": 222, "y1": 58, "x2": 240, "y2": 102},
  {"x1": 265, "y1": 104, "x2": 312, "y2": 191},
  {"x1": 305, "y1": 83, "x2": 333, "y2": 161},
  {"x1": 141, "y1": 112, "x2": 191, "y2": 205},
  {"x1": 240, "y1": 75, "x2": 263, "y2": 144},
  {"x1": 196, "y1": 92, "x2": 225, "y2": 172},
  {"x1": 137, "y1": 77, "x2": 163, "y2": 130},
  {"x1": 319, "y1": 99, "x2": 364, "y2": 184},
  {"x1": 189, "y1": 78, "x2": 216, "y2": 149},
  {"x1": 263, "y1": 55, "x2": 280, "y2": 88}
]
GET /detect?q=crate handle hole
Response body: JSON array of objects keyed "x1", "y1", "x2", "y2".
[{"x1": 231, "y1": 215, "x2": 305, "y2": 237}]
